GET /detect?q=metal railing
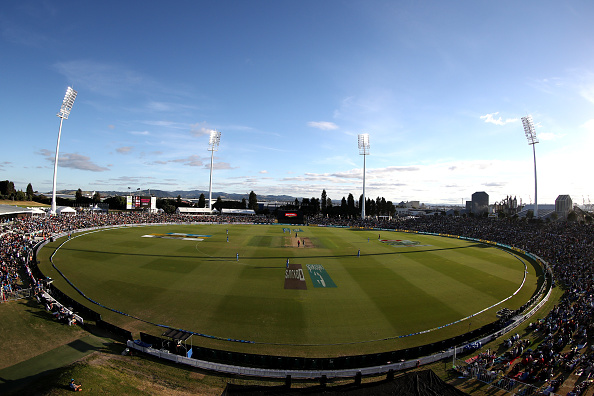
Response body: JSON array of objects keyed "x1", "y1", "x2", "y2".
[{"x1": 1, "y1": 287, "x2": 33, "y2": 303}]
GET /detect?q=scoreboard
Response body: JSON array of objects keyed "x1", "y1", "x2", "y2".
[
  {"x1": 126, "y1": 196, "x2": 156, "y2": 210},
  {"x1": 276, "y1": 210, "x2": 304, "y2": 224}
]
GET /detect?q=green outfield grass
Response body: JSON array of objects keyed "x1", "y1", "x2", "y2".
[{"x1": 37, "y1": 224, "x2": 540, "y2": 357}]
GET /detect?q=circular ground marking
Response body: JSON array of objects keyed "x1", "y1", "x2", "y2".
[{"x1": 39, "y1": 224, "x2": 539, "y2": 357}]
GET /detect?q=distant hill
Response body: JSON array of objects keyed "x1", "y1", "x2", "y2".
[{"x1": 51, "y1": 189, "x2": 298, "y2": 202}]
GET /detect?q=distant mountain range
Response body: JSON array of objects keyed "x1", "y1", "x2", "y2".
[{"x1": 53, "y1": 189, "x2": 298, "y2": 202}]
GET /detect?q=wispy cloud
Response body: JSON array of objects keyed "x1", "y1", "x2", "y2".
[
  {"x1": 169, "y1": 155, "x2": 204, "y2": 167},
  {"x1": 307, "y1": 121, "x2": 339, "y2": 130},
  {"x1": 116, "y1": 146, "x2": 133, "y2": 154},
  {"x1": 581, "y1": 119, "x2": 594, "y2": 132},
  {"x1": 483, "y1": 182, "x2": 507, "y2": 187},
  {"x1": 143, "y1": 120, "x2": 187, "y2": 129},
  {"x1": 578, "y1": 83, "x2": 594, "y2": 105},
  {"x1": 480, "y1": 112, "x2": 518, "y2": 126},
  {"x1": 53, "y1": 60, "x2": 152, "y2": 97},
  {"x1": 147, "y1": 101, "x2": 174, "y2": 112},
  {"x1": 0, "y1": 13, "x2": 56, "y2": 48},
  {"x1": 38, "y1": 149, "x2": 109, "y2": 172},
  {"x1": 210, "y1": 162, "x2": 236, "y2": 170}
]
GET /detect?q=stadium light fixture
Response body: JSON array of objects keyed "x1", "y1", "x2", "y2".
[
  {"x1": 51, "y1": 87, "x2": 78, "y2": 215},
  {"x1": 207, "y1": 129, "x2": 221, "y2": 210},
  {"x1": 358, "y1": 133, "x2": 370, "y2": 219},
  {"x1": 521, "y1": 115, "x2": 539, "y2": 218}
]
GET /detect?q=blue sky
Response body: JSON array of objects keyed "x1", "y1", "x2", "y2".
[{"x1": 1, "y1": 1, "x2": 593, "y2": 205}]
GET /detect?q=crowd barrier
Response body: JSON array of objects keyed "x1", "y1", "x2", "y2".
[
  {"x1": 96, "y1": 319, "x2": 133, "y2": 341},
  {"x1": 41, "y1": 291, "x2": 84, "y2": 326}
]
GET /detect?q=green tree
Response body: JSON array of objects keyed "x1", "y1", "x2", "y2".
[
  {"x1": 198, "y1": 193, "x2": 206, "y2": 208},
  {"x1": 76, "y1": 188, "x2": 84, "y2": 202},
  {"x1": 241, "y1": 198, "x2": 247, "y2": 209},
  {"x1": 0, "y1": 180, "x2": 16, "y2": 198},
  {"x1": 386, "y1": 201, "x2": 395, "y2": 217},
  {"x1": 248, "y1": 191, "x2": 258, "y2": 211},
  {"x1": 93, "y1": 192, "x2": 101, "y2": 203},
  {"x1": 15, "y1": 190, "x2": 26, "y2": 201},
  {"x1": 157, "y1": 199, "x2": 176, "y2": 214},
  {"x1": 214, "y1": 196, "x2": 224, "y2": 211},
  {"x1": 567, "y1": 211, "x2": 577, "y2": 222},
  {"x1": 104, "y1": 196, "x2": 126, "y2": 210},
  {"x1": 301, "y1": 198, "x2": 310, "y2": 214},
  {"x1": 347, "y1": 193, "x2": 355, "y2": 212},
  {"x1": 310, "y1": 197, "x2": 320, "y2": 215},
  {"x1": 321, "y1": 190, "x2": 327, "y2": 214},
  {"x1": 26, "y1": 183, "x2": 34, "y2": 200}
]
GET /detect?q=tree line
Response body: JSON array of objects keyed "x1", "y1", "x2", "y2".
[
  {"x1": 278, "y1": 189, "x2": 396, "y2": 218},
  {"x1": 0, "y1": 179, "x2": 395, "y2": 218},
  {"x1": 0, "y1": 180, "x2": 35, "y2": 201}
]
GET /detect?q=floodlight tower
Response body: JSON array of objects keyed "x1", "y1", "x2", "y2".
[
  {"x1": 358, "y1": 133, "x2": 370, "y2": 219},
  {"x1": 207, "y1": 129, "x2": 221, "y2": 210},
  {"x1": 50, "y1": 87, "x2": 77, "y2": 215},
  {"x1": 521, "y1": 115, "x2": 539, "y2": 218}
]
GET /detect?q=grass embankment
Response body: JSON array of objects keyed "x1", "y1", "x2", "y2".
[
  {"x1": 0, "y1": 286, "x2": 564, "y2": 395},
  {"x1": 0, "y1": 200, "x2": 49, "y2": 207}
]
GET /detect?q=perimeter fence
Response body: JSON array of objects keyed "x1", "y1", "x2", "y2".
[{"x1": 0, "y1": 287, "x2": 33, "y2": 303}]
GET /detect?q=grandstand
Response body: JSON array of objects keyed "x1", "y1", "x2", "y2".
[{"x1": 516, "y1": 204, "x2": 555, "y2": 219}]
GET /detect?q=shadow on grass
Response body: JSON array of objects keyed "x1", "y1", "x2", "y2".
[
  {"x1": 57, "y1": 243, "x2": 486, "y2": 262},
  {"x1": 0, "y1": 335, "x2": 120, "y2": 396}
]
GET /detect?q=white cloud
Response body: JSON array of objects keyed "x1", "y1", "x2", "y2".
[
  {"x1": 480, "y1": 112, "x2": 519, "y2": 126},
  {"x1": 537, "y1": 132, "x2": 563, "y2": 141},
  {"x1": 190, "y1": 122, "x2": 216, "y2": 137},
  {"x1": 307, "y1": 121, "x2": 339, "y2": 130}
]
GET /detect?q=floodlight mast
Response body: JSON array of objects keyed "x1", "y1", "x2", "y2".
[
  {"x1": 358, "y1": 133, "x2": 370, "y2": 219},
  {"x1": 207, "y1": 130, "x2": 221, "y2": 210},
  {"x1": 521, "y1": 115, "x2": 539, "y2": 218},
  {"x1": 50, "y1": 87, "x2": 77, "y2": 215}
]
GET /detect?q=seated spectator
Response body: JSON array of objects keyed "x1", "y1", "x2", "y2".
[{"x1": 70, "y1": 378, "x2": 82, "y2": 391}]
